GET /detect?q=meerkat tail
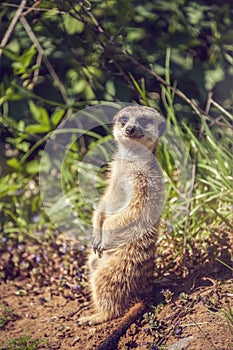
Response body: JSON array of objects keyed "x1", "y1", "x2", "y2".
[{"x1": 97, "y1": 302, "x2": 146, "y2": 350}]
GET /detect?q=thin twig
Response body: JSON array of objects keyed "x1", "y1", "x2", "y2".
[
  {"x1": 22, "y1": 0, "x2": 40, "y2": 17},
  {"x1": 210, "y1": 99, "x2": 233, "y2": 121},
  {"x1": 0, "y1": 0, "x2": 27, "y2": 59},
  {"x1": 205, "y1": 92, "x2": 213, "y2": 115},
  {"x1": 1, "y1": 2, "x2": 67, "y2": 14},
  {"x1": 19, "y1": 16, "x2": 68, "y2": 104},
  {"x1": 110, "y1": 56, "x2": 136, "y2": 90},
  {"x1": 32, "y1": 52, "x2": 43, "y2": 86}
]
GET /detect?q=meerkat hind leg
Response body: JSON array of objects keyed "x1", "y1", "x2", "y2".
[{"x1": 78, "y1": 312, "x2": 110, "y2": 325}]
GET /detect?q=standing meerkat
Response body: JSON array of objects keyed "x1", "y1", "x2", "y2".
[{"x1": 78, "y1": 106, "x2": 165, "y2": 347}]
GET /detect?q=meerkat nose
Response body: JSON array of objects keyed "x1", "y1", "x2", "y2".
[{"x1": 125, "y1": 126, "x2": 136, "y2": 135}]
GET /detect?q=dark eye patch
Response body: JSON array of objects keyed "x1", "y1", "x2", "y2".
[
  {"x1": 138, "y1": 117, "x2": 151, "y2": 127},
  {"x1": 120, "y1": 116, "x2": 129, "y2": 125}
]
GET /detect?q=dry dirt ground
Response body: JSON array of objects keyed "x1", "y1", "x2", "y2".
[{"x1": 0, "y1": 227, "x2": 232, "y2": 350}]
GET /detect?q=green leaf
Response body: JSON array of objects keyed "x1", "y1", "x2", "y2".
[
  {"x1": 28, "y1": 100, "x2": 50, "y2": 126},
  {"x1": 84, "y1": 85, "x2": 95, "y2": 100},
  {"x1": 25, "y1": 159, "x2": 40, "y2": 174},
  {"x1": 126, "y1": 27, "x2": 145, "y2": 41},
  {"x1": 105, "y1": 80, "x2": 116, "y2": 97},
  {"x1": 73, "y1": 79, "x2": 88, "y2": 94},
  {"x1": 8, "y1": 93, "x2": 25, "y2": 101},
  {"x1": 204, "y1": 66, "x2": 225, "y2": 90},
  {"x1": 0, "y1": 174, "x2": 21, "y2": 198},
  {"x1": 62, "y1": 14, "x2": 84, "y2": 34},
  {"x1": 18, "y1": 45, "x2": 36, "y2": 64},
  {"x1": 1, "y1": 46, "x2": 20, "y2": 61},
  {"x1": 7, "y1": 158, "x2": 22, "y2": 170},
  {"x1": 31, "y1": 194, "x2": 40, "y2": 212},
  {"x1": 26, "y1": 124, "x2": 51, "y2": 134},
  {"x1": 12, "y1": 45, "x2": 37, "y2": 75},
  {"x1": 51, "y1": 109, "x2": 65, "y2": 127}
]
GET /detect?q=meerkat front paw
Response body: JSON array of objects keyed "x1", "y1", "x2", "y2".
[
  {"x1": 92, "y1": 241, "x2": 104, "y2": 258},
  {"x1": 92, "y1": 228, "x2": 103, "y2": 255}
]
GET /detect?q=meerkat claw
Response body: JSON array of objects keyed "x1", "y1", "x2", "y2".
[{"x1": 92, "y1": 243, "x2": 103, "y2": 257}]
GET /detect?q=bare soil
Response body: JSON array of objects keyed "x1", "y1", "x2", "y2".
[{"x1": 0, "y1": 226, "x2": 232, "y2": 350}]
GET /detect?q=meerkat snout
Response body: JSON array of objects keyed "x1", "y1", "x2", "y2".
[{"x1": 125, "y1": 125, "x2": 136, "y2": 136}]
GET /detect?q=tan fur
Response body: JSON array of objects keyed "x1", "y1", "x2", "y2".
[{"x1": 78, "y1": 106, "x2": 165, "y2": 327}]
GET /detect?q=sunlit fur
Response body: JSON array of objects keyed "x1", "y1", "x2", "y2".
[{"x1": 78, "y1": 106, "x2": 165, "y2": 325}]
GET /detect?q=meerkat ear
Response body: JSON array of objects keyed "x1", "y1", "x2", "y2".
[{"x1": 158, "y1": 118, "x2": 166, "y2": 137}]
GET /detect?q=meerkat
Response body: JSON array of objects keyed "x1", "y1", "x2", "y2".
[{"x1": 78, "y1": 106, "x2": 165, "y2": 347}]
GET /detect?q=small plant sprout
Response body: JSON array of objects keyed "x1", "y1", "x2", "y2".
[{"x1": 160, "y1": 289, "x2": 174, "y2": 304}]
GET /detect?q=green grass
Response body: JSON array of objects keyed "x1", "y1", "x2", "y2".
[
  {"x1": 0, "y1": 334, "x2": 47, "y2": 350},
  {"x1": 0, "y1": 303, "x2": 17, "y2": 329},
  {"x1": 158, "y1": 50, "x2": 232, "y2": 267}
]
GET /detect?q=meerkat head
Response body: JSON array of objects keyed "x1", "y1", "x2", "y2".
[{"x1": 113, "y1": 106, "x2": 165, "y2": 152}]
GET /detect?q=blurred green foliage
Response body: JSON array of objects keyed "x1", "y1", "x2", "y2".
[
  {"x1": 0, "y1": 0, "x2": 232, "y2": 253},
  {"x1": 1, "y1": 0, "x2": 232, "y2": 110}
]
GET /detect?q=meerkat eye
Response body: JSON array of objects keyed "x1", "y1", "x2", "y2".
[
  {"x1": 119, "y1": 116, "x2": 129, "y2": 126},
  {"x1": 138, "y1": 117, "x2": 151, "y2": 127}
]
